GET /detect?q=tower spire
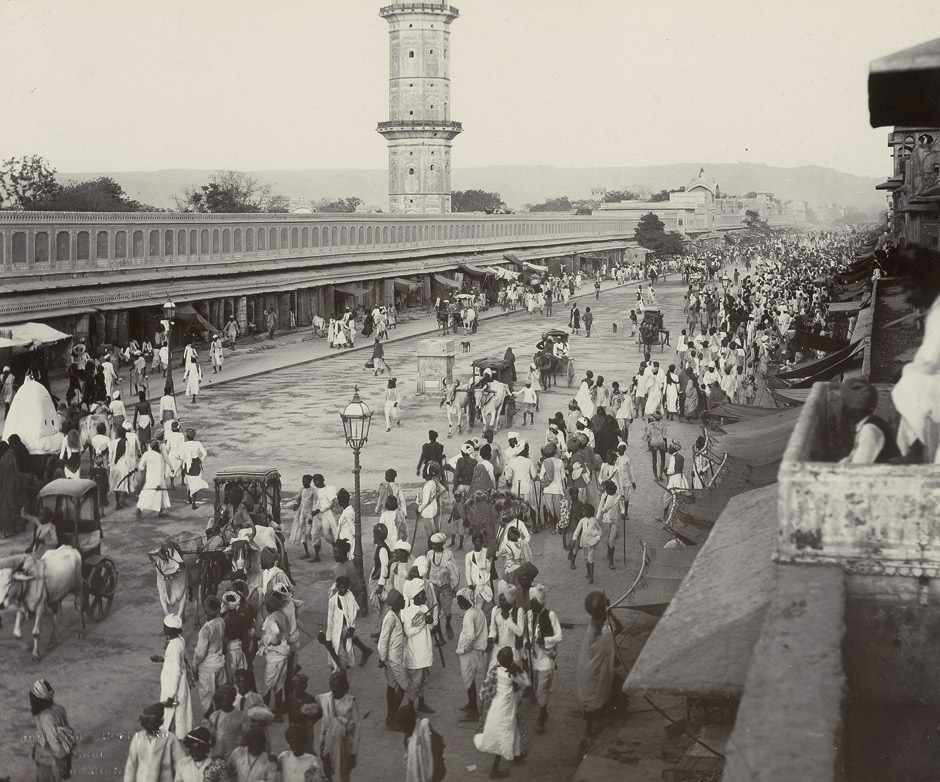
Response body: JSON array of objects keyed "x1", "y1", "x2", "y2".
[{"x1": 378, "y1": 2, "x2": 462, "y2": 215}]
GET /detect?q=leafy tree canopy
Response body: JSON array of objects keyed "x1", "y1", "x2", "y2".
[
  {"x1": 0, "y1": 156, "x2": 152, "y2": 211},
  {"x1": 0, "y1": 155, "x2": 62, "y2": 209},
  {"x1": 451, "y1": 189, "x2": 507, "y2": 213},
  {"x1": 179, "y1": 171, "x2": 288, "y2": 213},
  {"x1": 528, "y1": 196, "x2": 572, "y2": 212},
  {"x1": 316, "y1": 196, "x2": 363, "y2": 213},
  {"x1": 602, "y1": 190, "x2": 640, "y2": 203}
]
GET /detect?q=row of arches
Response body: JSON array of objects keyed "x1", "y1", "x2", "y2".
[{"x1": 0, "y1": 219, "x2": 628, "y2": 267}]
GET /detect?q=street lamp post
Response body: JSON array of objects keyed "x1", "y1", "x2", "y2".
[
  {"x1": 339, "y1": 386, "x2": 373, "y2": 614},
  {"x1": 161, "y1": 300, "x2": 176, "y2": 392}
]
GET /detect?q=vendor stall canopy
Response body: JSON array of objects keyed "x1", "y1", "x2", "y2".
[{"x1": 0, "y1": 322, "x2": 70, "y2": 350}]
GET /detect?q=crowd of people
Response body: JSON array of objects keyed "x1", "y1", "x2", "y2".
[{"x1": 12, "y1": 227, "x2": 882, "y2": 782}]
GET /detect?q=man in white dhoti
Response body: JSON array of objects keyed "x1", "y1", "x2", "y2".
[
  {"x1": 180, "y1": 428, "x2": 209, "y2": 509},
  {"x1": 137, "y1": 440, "x2": 170, "y2": 518}
]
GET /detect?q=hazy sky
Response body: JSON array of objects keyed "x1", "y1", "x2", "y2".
[{"x1": 3, "y1": 0, "x2": 938, "y2": 177}]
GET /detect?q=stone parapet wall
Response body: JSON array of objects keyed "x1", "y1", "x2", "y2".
[{"x1": 778, "y1": 382, "x2": 940, "y2": 576}]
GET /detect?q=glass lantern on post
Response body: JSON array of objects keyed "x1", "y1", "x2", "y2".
[
  {"x1": 339, "y1": 387, "x2": 373, "y2": 610},
  {"x1": 162, "y1": 300, "x2": 176, "y2": 392}
]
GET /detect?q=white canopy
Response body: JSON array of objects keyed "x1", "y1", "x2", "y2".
[
  {"x1": 2, "y1": 377, "x2": 63, "y2": 455},
  {"x1": 0, "y1": 322, "x2": 70, "y2": 350}
]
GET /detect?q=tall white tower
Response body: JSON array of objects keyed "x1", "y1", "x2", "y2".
[{"x1": 378, "y1": 1, "x2": 462, "y2": 214}]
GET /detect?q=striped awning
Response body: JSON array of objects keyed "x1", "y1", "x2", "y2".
[
  {"x1": 335, "y1": 284, "x2": 366, "y2": 297},
  {"x1": 522, "y1": 261, "x2": 548, "y2": 274},
  {"x1": 434, "y1": 274, "x2": 462, "y2": 290}
]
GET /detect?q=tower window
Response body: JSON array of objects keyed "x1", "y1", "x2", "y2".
[
  {"x1": 409, "y1": 83, "x2": 414, "y2": 87},
  {"x1": 429, "y1": 49, "x2": 434, "y2": 54},
  {"x1": 409, "y1": 168, "x2": 415, "y2": 175},
  {"x1": 430, "y1": 104, "x2": 434, "y2": 109},
  {"x1": 409, "y1": 110, "x2": 414, "y2": 116},
  {"x1": 430, "y1": 165, "x2": 435, "y2": 171},
  {"x1": 409, "y1": 50, "x2": 415, "y2": 58}
]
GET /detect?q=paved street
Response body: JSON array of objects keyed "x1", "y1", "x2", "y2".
[{"x1": 0, "y1": 279, "x2": 700, "y2": 782}]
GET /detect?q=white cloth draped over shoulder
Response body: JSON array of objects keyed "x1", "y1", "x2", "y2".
[{"x1": 892, "y1": 295, "x2": 940, "y2": 461}]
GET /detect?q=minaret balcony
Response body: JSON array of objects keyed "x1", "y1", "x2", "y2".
[
  {"x1": 380, "y1": 3, "x2": 459, "y2": 20},
  {"x1": 377, "y1": 120, "x2": 462, "y2": 139}
]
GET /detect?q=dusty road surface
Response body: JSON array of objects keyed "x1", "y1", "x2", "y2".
[{"x1": 0, "y1": 279, "x2": 703, "y2": 782}]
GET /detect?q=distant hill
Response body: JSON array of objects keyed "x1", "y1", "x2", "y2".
[{"x1": 62, "y1": 162, "x2": 884, "y2": 213}]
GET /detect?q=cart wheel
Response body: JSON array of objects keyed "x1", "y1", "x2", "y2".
[{"x1": 85, "y1": 558, "x2": 117, "y2": 621}]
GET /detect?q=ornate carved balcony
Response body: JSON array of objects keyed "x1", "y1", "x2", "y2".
[
  {"x1": 377, "y1": 120, "x2": 462, "y2": 137},
  {"x1": 379, "y1": 3, "x2": 459, "y2": 19}
]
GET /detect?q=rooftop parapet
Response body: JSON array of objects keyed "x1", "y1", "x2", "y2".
[{"x1": 777, "y1": 381, "x2": 940, "y2": 577}]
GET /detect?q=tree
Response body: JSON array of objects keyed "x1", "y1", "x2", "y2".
[
  {"x1": 744, "y1": 209, "x2": 770, "y2": 233},
  {"x1": 658, "y1": 231, "x2": 686, "y2": 256},
  {"x1": 634, "y1": 212, "x2": 667, "y2": 250},
  {"x1": 649, "y1": 189, "x2": 670, "y2": 202},
  {"x1": 0, "y1": 155, "x2": 61, "y2": 209},
  {"x1": 451, "y1": 189, "x2": 506, "y2": 213},
  {"x1": 179, "y1": 171, "x2": 273, "y2": 213},
  {"x1": 316, "y1": 196, "x2": 363, "y2": 213},
  {"x1": 602, "y1": 190, "x2": 639, "y2": 203},
  {"x1": 52, "y1": 177, "x2": 144, "y2": 211},
  {"x1": 528, "y1": 196, "x2": 572, "y2": 212},
  {"x1": 265, "y1": 194, "x2": 291, "y2": 213}
]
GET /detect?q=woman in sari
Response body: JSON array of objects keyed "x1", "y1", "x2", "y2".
[
  {"x1": 474, "y1": 646, "x2": 530, "y2": 777},
  {"x1": 260, "y1": 592, "x2": 292, "y2": 716}
]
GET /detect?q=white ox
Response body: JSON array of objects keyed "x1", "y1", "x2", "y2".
[
  {"x1": 475, "y1": 380, "x2": 509, "y2": 431},
  {"x1": 0, "y1": 547, "x2": 85, "y2": 660}
]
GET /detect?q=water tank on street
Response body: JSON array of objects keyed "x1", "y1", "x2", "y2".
[{"x1": 416, "y1": 338, "x2": 455, "y2": 395}]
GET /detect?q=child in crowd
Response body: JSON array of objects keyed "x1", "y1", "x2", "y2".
[
  {"x1": 289, "y1": 474, "x2": 320, "y2": 560},
  {"x1": 278, "y1": 725, "x2": 327, "y2": 782},
  {"x1": 514, "y1": 381, "x2": 538, "y2": 425},
  {"x1": 204, "y1": 684, "x2": 244, "y2": 761},
  {"x1": 374, "y1": 468, "x2": 409, "y2": 541},
  {"x1": 569, "y1": 503, "x2": 601, "y2": 584}
]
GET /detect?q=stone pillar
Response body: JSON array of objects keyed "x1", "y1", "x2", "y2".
[
  {"x1": 105, "y1": 311, "x2": 119, "y2": 344},
  {"x1": 322, "y1": 285, "x2": 335, "y2": 317},
  {"x1": 236, "y1": 296, "x2": 248, "y2": 332},
  {"x1": 278, "y1": 293, "x2": 291, "y2": 326},
  {"x1": 383, "y1": 278, "x2": 395, "y2": 305},
  {"x1": 422, "y1": 274, "x2": 432, "y2": 304},
  {"x1": 116, "y1": 311, "x2": 130, "y2": 345}
]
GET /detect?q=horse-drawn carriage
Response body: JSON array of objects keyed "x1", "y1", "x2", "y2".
[
  {"x1": 638, "y1": 307, "x2": 669, "y2": 353},
  {"x1": 149, "y1": 466, "x2": 289, "y2": 628},
  {"x1": 469, "y1": 357, "x2": 515, "y2": 430},
  {"x1": 533, "y1": 329, "x2": 575, "y2": 388},
  {"x1": 38, "y1": 478, "x2": 118, "y2": 621}
]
